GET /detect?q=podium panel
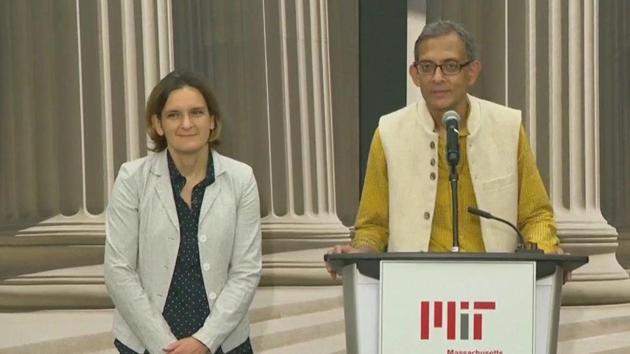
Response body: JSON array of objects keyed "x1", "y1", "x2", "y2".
[
  {"x1": 380, "y1": 261, "x2": 535, "y2": 353},
  {"x1": 329, "y1": 252, "x2": 587, "y2": 354}
]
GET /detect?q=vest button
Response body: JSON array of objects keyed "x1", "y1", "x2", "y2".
[
  {"x1": 424, "y1": 212, "x2": 430, "y2": 220},
  {"x1": 430, "y1": 158, "x2": 436, "y2": 166},
  {"x1": 430, "y1": 141, "x2": 436, "y2": 149},
  {"x1": 430, "y1": 172, "x2": 436, "y2": 180}
]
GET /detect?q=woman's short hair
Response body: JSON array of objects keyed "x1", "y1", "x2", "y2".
[{"x1": 145, "y1": 70, "x2": 222, "y2": 152}]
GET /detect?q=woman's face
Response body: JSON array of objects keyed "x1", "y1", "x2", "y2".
[{"x1": 152, "y1": 86, "x2": 215, "y2": 155}]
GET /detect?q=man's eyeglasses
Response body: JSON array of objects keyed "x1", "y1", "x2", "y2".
[{"x1": 414, "y1": 60, "x2": 473, "y2": 76}]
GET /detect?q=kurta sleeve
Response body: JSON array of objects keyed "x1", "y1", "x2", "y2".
[
  {"x1": 516, "y1": 126, "x2": 561, "y2": 254},
  {"x1": 351, "y1": 129, "x2": 390, "y2": 252}
]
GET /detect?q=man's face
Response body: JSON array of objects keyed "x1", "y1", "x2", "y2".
[{"x1": 410, "y1": 32, "x2": 480, "y2": 117}]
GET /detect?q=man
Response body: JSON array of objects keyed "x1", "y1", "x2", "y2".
[{"x1": 326, "y1": 20, "x2": 559, "y2": 277}]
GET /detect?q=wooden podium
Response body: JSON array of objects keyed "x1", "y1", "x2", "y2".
[{"x1": 325, "y1": 252, "x2": 587, "y2": 354}]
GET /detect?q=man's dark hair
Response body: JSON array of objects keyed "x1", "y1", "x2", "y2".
[{"x1": 414, "y1": 20, "x2": 476, "y2": 62}]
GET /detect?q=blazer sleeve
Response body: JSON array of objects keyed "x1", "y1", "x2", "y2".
[
  {"x1": 104, "y1": 162, "x2": 177, "y2": 353},
  {"x1": 193, "y1": 168, "x2": 262, "y2": 353}
]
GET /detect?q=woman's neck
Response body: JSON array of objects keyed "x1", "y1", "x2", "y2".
[{"x1": 168, "y1": 145, "x2": 210, "y2": 181}]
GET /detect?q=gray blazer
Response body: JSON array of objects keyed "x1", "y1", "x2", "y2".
[{"x1": 104, "y1": 149, "x2": 262, "y2": 354}]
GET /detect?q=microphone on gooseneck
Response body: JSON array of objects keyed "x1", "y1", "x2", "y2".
[
  {"x1": 442, "y1": 111, "x2": 461, "y2": 252},
  {"x1": 441, "y1": 110, "x2": 460, "y2": 167},
  {"x1": 467, "y1": 207, "x2": 543, "y2": 253}
]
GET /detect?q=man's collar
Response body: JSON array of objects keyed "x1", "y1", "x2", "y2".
[{"x1": 416, "y1": 94, "x2": 480, "y2": 137}]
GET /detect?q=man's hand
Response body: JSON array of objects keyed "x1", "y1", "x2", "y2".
[
  {"x1": 164, "y1": 337, "x2": 209, "y2": 354},
  {"x1": 555, "y1": 247, "x2": 573, "y2": 285},
  {"x1": 325, "y1": 245, "x2": 375, "y2": 280}
]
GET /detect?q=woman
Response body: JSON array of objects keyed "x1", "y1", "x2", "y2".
[{"x1": 105, "y1": 71, "x2": 261, "y2": 354}]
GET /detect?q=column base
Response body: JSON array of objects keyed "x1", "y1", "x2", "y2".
[
  {"x1": 1, "y1": 214, "x2": 350, "y2": 308},
  {"x1": 557, "y1": 214, "x2": 630, "y2": 304},
  {"x1": 260, "y1": 214, "x2": 350, "y2": 285},
  {"x1": 261, "y1": 248, "x2": 341, "y2": 286},
  {"x1": 0, "y1": 213, "x2": 106, "y2": 279},
  {"x1": 262, "y1": 214, "x2": 351, "y2": 253},
  {"x1": 562, "y1": 278, "x2": 630, "y2": 305},
  {"x1": 617, "y1": 229, "x2": 630, "y2": 269},
  {"x1": 0, "y1": 264, "x2": 112, "y2": 310}
]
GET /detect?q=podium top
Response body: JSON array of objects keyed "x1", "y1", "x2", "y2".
[{"x1": 324, "y1": 252, "x2": 588, "y2": 280}]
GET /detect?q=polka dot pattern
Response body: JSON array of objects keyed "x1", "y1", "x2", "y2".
[{"x1": 161, "y1": 150, "x2": 214, "y2": 339}]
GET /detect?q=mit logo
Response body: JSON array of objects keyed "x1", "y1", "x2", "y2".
[{"x1": 419, "y1": 301, "x2": 496, "y2": 340}]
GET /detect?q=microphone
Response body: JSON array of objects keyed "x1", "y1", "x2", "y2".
[
  {"x1": 442, "y1": 111, "x2": 460, "y2": 167},
  {"x1": 442, "y1": 111, "x2": 461, "y2": 252},
  {"x1": 467, "y1": 207, "x2": 542, "y2": 253}
]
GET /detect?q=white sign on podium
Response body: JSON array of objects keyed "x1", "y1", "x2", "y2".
[{"x1": 380, "y1": 261, "x2": 536, "y2": 354}]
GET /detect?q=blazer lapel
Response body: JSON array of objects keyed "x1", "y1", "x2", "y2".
[
  {"x1": 152, "y1": 151, "x2": 180, "y2": 232},
  {"x1": 199, "y1": 149, "x2": 225, "y2": 225},
  {"x1": 199, "y1": 181, "x2": 221, "y2": 226}
]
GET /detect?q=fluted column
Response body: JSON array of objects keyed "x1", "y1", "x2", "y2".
[
  {"x1": 261, "y1": 0, "x2": 348, "y2": 239},
  {"x1": 543, "y1": 0, "x2": 630, "y2": 304},
  {"x1": 0, "y1": 0, "x2": 173, "y2": 309},
  {"x1": 172, "y1": 0, "x2": 351, "y2": 285},
  {"x1": 261, "y1": 0, "x2": 351, "y2": 285}
]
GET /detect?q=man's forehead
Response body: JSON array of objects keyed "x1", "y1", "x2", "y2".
[{"x1": 417, "y1": 32, "x2": 467, "y2": 59}]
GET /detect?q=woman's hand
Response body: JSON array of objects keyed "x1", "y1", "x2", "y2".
[{"x1": 164, "y1": 337, "x2": 209, "y2": 354}]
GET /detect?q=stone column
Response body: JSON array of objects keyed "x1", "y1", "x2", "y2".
[
  {"x1": 0, "y1": 0, "x2": 173, "y2": 309},
  {"x1": 541, "y1": 0, "x2": 630, "y2": 304},
  {"x1": 259, "y1": 0, "x2": 350, "y2": 284},
  {"x1": 171, "y1": 0, "x2": 352, "y2": 285}
]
